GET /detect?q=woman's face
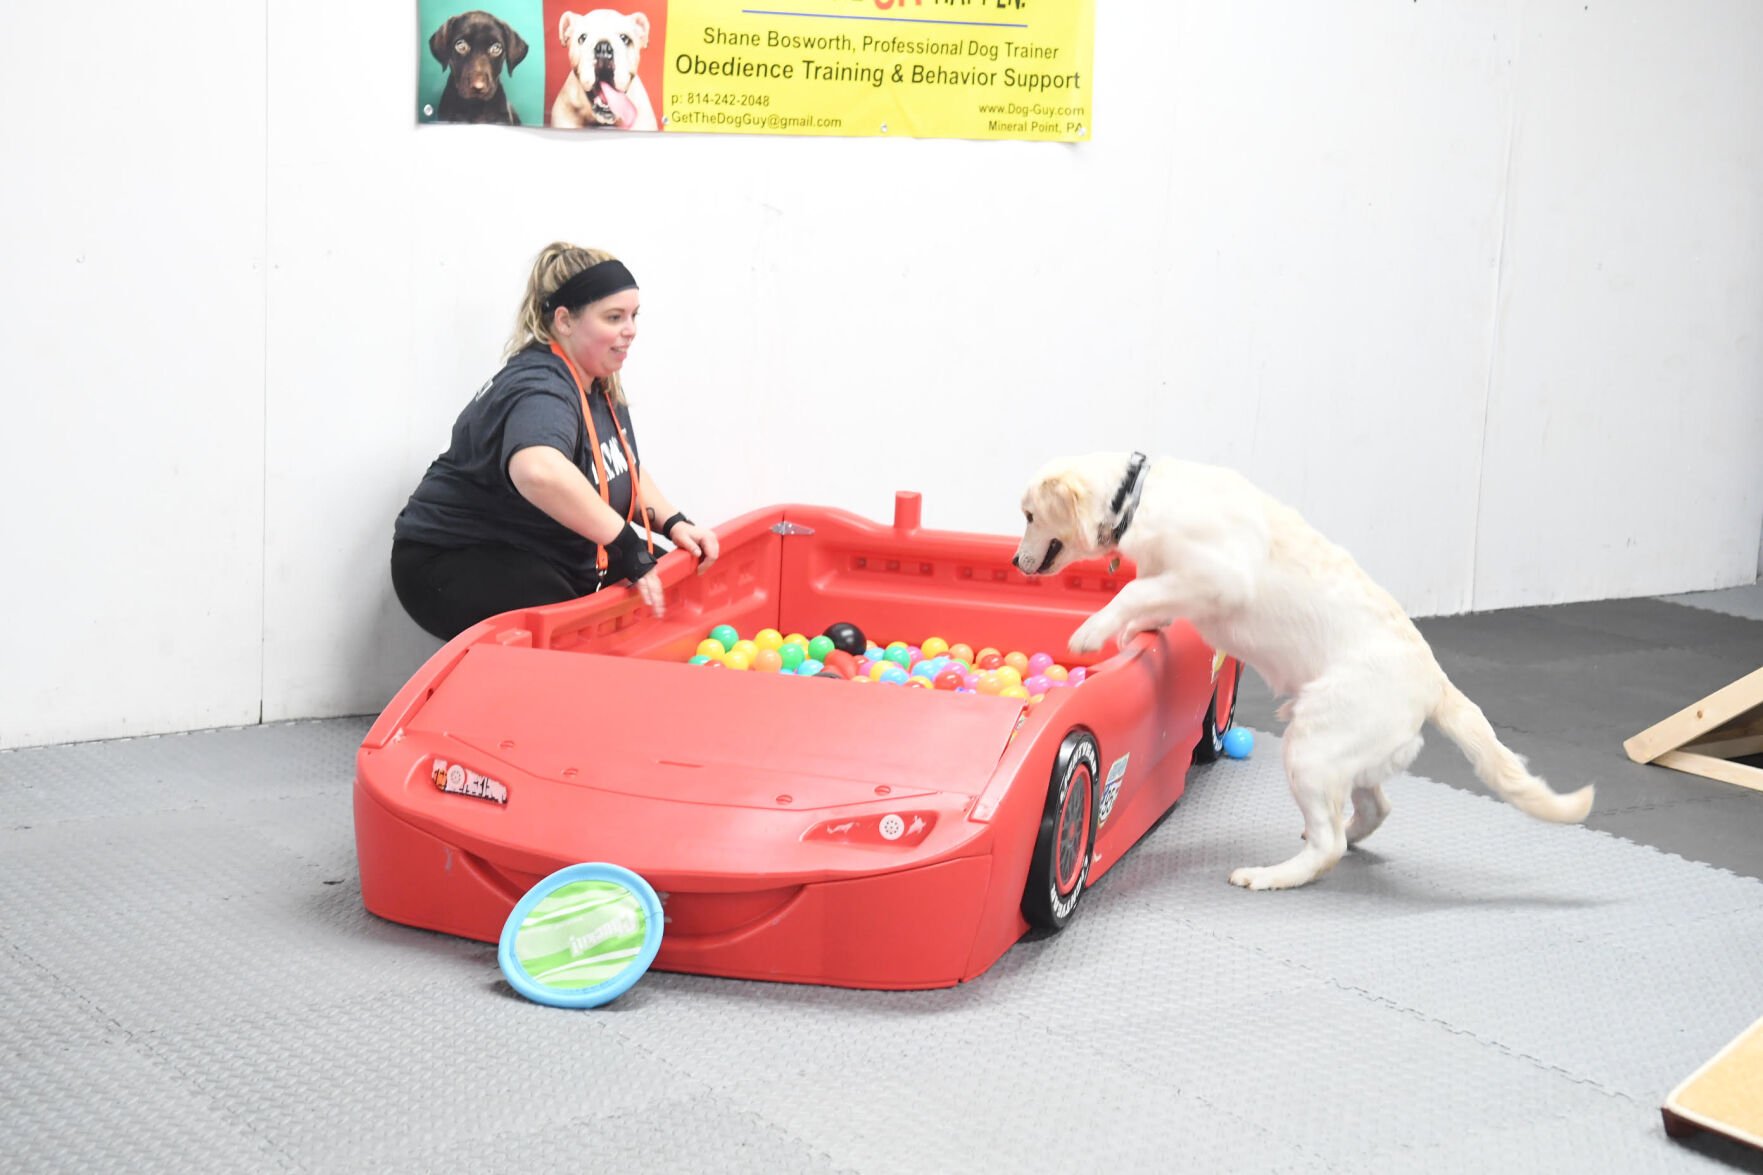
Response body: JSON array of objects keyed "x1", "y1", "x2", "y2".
[{"x1": 556, "y1": 288, "x2": 639, "y2": 380}]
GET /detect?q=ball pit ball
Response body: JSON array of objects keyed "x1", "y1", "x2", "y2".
[
  {"x1": 685, "y1": 622, "x2": 1097, "y2": 708},
  {"x1": 1223, "y1": 728, "x2": 1254, "y2": 759},
  {"x1": 822, "y1": 622, "x2": 866, "y2": 655}
]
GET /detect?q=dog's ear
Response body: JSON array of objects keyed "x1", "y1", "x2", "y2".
[
  {"x1": 629, "y1": 11, "x2": 651, "y2": 47},
  {"x1": 499, "y1": 18, "x2": 529, "y2": 71},
  {"x1": 558, "y1": 10, "x2": 578, "y2": 47},
  {"x1": 429, "y1": 17, "x2": 457, "y2": 65},
  {"x1": 1034, "y1": 472, "x2": 1087, "y2": 533}
]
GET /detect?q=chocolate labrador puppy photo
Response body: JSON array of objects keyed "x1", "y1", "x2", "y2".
[{"x1": 429, "y1": 10, "x2": 530, "y2": 124}]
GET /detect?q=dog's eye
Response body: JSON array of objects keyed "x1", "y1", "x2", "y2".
[
  {"x1": 1024, "y1": 512, "x2": 1034, "y2": 524},
  {"x1": 488, "y1": 42, "x2": 503, "y2": 56},
  {"x1": 620, "y1": 34, "x2": 633, "y2": 46},
  {"x1": 453, "y1": 39, "x2": 468, "y2": 55}
]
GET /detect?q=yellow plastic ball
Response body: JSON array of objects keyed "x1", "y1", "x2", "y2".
[
  {"x1": 754, "y1": 628, "x2": 784, "y2": 651},
  {"x1": 730, "y1": 639, "x2": 760, "y2": 661},
  {"x1": 695, "y1": 638, "x2": 727, "y2": 659},
  {"x1": 722, "y1": 650, "x2": 753, "y2": 671},
  {"x1": 920, "y1": 636, "x2": 949, "y2": 659},
  {"x1": 1000, "y1": 685, "x2": 1031, "y2": 700}
]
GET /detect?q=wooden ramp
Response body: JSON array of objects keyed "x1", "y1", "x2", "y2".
[
  {"x1": 1624, "y1": 666, "x2": 1763, "y2": 794},
  {"x1": 1663, "y1": 1016, "x2": 1763, "y2": 1151}
]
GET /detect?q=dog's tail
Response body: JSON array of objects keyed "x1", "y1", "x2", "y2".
[{"x1": 1429, "y1": 680, "x2": 1594, "y2": 823}]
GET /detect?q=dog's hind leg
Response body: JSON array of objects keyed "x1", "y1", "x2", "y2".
[
  {"x1": 1230, "y1": 727, "x2": 1351, "y2": 890},
  {"x1": 1344, "y1": 783, "x2": 1391, "y2": 845},
  {"x1": 1343, "y1": 726, "x2": 1423, "y2": 844}
]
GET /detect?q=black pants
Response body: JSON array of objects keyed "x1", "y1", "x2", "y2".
[{"x1": 391, "y1": 538, "x2": 597, "y2": 641}]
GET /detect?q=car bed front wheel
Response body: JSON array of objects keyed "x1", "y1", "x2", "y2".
[
  {"x1": 1193, "y1": 659, "x2": 1243, "y2": 764},
  {"x1": 1021, "y1": 729, "x2": 1100, "y2": 932}
]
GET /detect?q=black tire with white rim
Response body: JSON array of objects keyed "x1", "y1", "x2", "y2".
[
  {"x1": 1021, "y1": 729, "x2": 1101, "y2": 932},
  {"x1": 1192, "y1": 659, "x2": 1243, "y2": 764}
]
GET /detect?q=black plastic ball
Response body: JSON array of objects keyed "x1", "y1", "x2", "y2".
[{"x1": 822, "y1": 621, "x2": 866, "y2": 656}]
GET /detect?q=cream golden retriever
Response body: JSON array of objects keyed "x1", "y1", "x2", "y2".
[{"x1": 1013, "y1": 451, "x2": 1594, "y2": 891}]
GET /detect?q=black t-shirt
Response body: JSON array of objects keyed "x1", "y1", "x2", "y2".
[{"x1": 394, "y1": 345, "x2": 641, "y2": 587}]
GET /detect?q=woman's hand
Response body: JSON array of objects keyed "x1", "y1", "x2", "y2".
[
  {"x1": 633, "y1": 567, "x2": 665, "y2": 617},
  {"x1": 668, "y1": 521, "x2": 720, "y2": 571}
]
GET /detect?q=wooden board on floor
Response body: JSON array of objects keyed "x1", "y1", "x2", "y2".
[
  {"x1": 1663, "y1": 1015, "x2": 1763, "y2": 1151},
  {"x1": 1624, "y1": 666, "x2": 1763, "y2": 795}
]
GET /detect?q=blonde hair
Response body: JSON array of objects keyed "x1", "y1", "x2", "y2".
[{"x1": 506, "y1": 241, "x2": 630, "y2": 405}]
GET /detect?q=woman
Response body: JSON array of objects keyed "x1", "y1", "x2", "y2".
[{"x1": 391, "y1": 242, "x2": 718, "y2": 640}]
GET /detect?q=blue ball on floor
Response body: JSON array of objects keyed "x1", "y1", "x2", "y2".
[{"x1": 1222, "y1": 727, "x2": 1254, "y2": 759}]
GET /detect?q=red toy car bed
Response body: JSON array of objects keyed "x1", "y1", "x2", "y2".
[{"x1": 355, "y1": 492, "x2": 1241, "y2": 990}]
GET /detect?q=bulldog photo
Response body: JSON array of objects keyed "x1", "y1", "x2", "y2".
[{"x1": 551, "y1": 9, "x2": 660, "y2": 130}]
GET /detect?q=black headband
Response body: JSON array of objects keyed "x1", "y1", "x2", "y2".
[{"x1": 543, "y1": 259, "x2": 638, "y2": 313}]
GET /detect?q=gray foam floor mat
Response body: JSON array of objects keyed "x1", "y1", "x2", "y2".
[{"x1": 4, "y1": 717, "x2": 1761, "y2": 1173}]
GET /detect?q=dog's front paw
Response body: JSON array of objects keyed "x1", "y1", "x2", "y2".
[
  {"x1": 1229, "y1": 866, "x2": 1288, "y2": 891},
  {"x1": 1068, "y1": 618, "x2": 1108, "y2": 654}
]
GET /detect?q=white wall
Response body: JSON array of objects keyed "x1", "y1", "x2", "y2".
[{"x1": 4, "y1": 0, "x2": 1761, "y2": 749}]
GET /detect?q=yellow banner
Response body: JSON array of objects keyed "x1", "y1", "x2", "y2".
[{"x1": 661, "y1": 1, "x2": 1094, "y2": 141}]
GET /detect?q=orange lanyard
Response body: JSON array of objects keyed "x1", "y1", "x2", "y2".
[{"x1": 548, "y1": 341, "x2": 648, "y2": 572}]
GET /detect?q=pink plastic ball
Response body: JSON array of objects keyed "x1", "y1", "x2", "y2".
[
  {"x1": 1024, "y1": 674, "x2": 1052, "y2": 695},
  {"x1": 1027, "y1": 652, "x2": 1055, "y2": 675}
]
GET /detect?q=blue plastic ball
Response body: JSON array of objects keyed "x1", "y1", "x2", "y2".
[{"x1": 1222, "y1": 727, "x2": 1254, "y2": 760}]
